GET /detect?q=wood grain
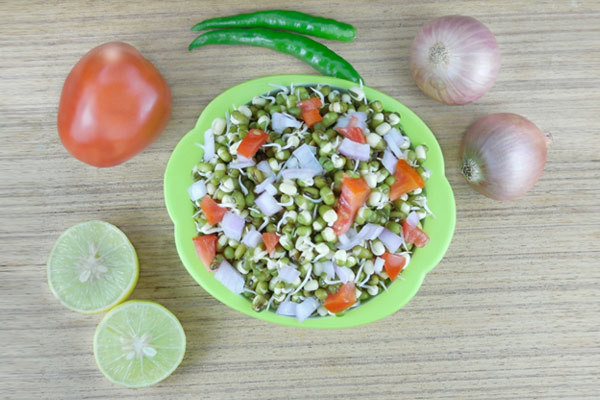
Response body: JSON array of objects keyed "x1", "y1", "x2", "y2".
[{"x1": 1, "y1": 1, "x2": 599, "y2": 399}]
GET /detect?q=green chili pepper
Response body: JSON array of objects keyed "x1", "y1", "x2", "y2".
[
  {"x1": 189, "y1": 28, "x2": 363, "y2": 83},
  {"x1": 191, "y1": 10, "x2": 357, "y2": 42}
]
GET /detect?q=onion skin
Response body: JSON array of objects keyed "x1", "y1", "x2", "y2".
[
  {"x1": 410, "y1": 15, "x2": 500, "y2": 105},
  {"x1": 460, "y1": 113, "x2": 550, "y2": 200}
]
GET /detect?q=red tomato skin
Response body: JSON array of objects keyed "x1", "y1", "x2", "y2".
[
  {"x1": 58, "y1": 42, "x2": 171, "y2": 167},
  {"x1": 381, "y1": 252, "x2": 407, "y2": 281},
  {"x1": 324, "y1": 281, "x2": 357, "y2": 313},
  {"x1": 262, "y1": 232, "x2": 280, "y2": 255},
  {"x1": 200, "y1": 195, "x2": 227, "y2": 225},
  {"x1": 389, "y1": 159, "x2": 425, "y2": 201},
  {"x1": 236, "y1": 129, "x2": 269, "y2": 158},
  {"x1": 193, "y1": 235, "x2": 217, "y2": 271},
  {"x1": 332, "y1": 175, "x2": 371, "y2": 235},
  {"x1": 402, "y1": 221, "x2": 430, "y2": 248}
]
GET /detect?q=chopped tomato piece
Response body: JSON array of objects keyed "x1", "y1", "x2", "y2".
[
  {"x1": 389, "y1": 159, "x2": 425, "y2": 201},
  {"x1": 332, "y1": 175, "x2": 371, "y2": 235},
  {"x1": 301, "y1": 109, "x2": 322, "y2": 127},
  {"x1": 335, "y1": 116, "x2": 366, "y2": 143},
  {"x1": 336, "y1": 126, "x2": 366, "y2": 143},
  {"x1": 193, "y1": 234, "x2": 217, "y2": 271},
  {"x1": 297, "y1": 97, "x2": 323, "y2": 126},
  {"x1": 200, "y1": 195, "x2": 226, "y2": 225},
  {"x1": 297, "y1": 97, "x2": 322, "y2": 111},
  {"x1": 324, "y1": 281, "x2": 356, "y2": 313},
  {"x1": 402, "y1": 221, "x2": 430, "y2": 248},
  {"x1": 381, "y1": 252, "x2": 407, "y2": 281},
  {"x1": 236, "y1": 129, "x2": 269, "y2": 158},
  {"x1": 262, "y1": 232, "x2": 280, "y2": 255}
]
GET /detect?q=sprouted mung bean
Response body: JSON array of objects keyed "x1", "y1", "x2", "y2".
[{"x1": 189, "y1": 84, "x2": 432, "y2": 322}]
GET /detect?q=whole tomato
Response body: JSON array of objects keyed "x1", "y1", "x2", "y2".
[{"x1": 58, "y1": 42, "x2": 171, "y2": 167}]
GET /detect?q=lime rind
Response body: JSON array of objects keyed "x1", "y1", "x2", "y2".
[
  {"x1": 93, "y1": 300, "x2": 186, "y2": 388},
  {"x1": 47, "y1": 220, "x2": 139, "y2": 314}
]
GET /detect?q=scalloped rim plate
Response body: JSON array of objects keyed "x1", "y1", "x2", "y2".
[{"x1": 164, "y1": 74, "x2": 455, "y2": 329}]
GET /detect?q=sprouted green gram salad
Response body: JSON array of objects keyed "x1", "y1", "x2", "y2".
[{"x1": 187, "y1": 83, "x2": 432, "y2": 322}]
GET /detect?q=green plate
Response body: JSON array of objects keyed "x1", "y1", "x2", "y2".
[{"x1": 164, "y1": 74, "x2": 455, "y2": 329}]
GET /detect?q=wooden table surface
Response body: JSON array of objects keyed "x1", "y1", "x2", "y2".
[{"x1": 2, "y1": 1, "x2": 599, "y2": 399}]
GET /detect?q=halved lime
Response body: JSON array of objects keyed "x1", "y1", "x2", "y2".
[
  {"x1": 93, "y1": 300, "x2": 186, "y2": 387},
  {"x1": 47, "y1": 220, "x2": 138, "y2": 313}
]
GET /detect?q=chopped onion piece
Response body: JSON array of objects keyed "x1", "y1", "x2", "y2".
[
  {"x1": 272, "y1": 112, "x2": 302, "y2": 133},
  {"x1": 379, "y1": 229, "x2": 404, "y2": 253},
  {"x1": 320, "y1": 261, "x2": 335, "y2": 278},
  {"x1": 265, "y1": 183, "x2": 278, "y2": 196},
  {"x1": 254, "y1": 175, "x2": 275, "y2": 194},
  {"x1": 281, "y1": 168, "x2": 319, "y2": 180},
  {"x1": 337, "y1": 223, "x2": 384, "y2": 250},
  {"x1": 384, "y1": 128, "x2": 405, "y2": 159},
  {"x1": 338, "y1": 138, "x2": 370, "y2": 161},
  {"x1": 242, "y1": 229, "x2": 262, "y2": 248},
  {"x1": 257, "y1": 160, "x2": 274, "y2": 177},
  {"x1": 255, "y1": 191, "x2": 282, "y2": 216},
  {"x1": 276, "y1": 301, "x2": 297, "y2": 316},
  {"x1": 407, "y1": 211, "x2": 420, "y2": 227},
  {"x1": 338, "y1": 233, "x2": 350, "y2": 246},
  {"x1": 278, "y1": 266, "x2": 300, "y2": 283},
  {"x1": 293, "y1": 144, "x2": 323, "y2": 174},
  {"x1": 381, "y1": 149, "x2": 398, "y2": 174},
  {"x1": 228, "y1": 155, "x2": 255, "y2": 169},
  {"x1": 222, "y1": 212, "x2": 245, "y2": 241},
  {"x1": 374, "y1": 257, "x2": 385, "y2": 274},
  {"x1": 187, "y1": 180, "x2": 207, "y2": 201},
  {"x1": 203, "y1": 128, "x2": 215, "y2": 162},
  {"x1": 360, "y1": 223, "x2": 385, "y2": 241},
  {"x1": 334, "y1": 112, "x2": 367, "y2": 131},
  {"x1": 335, "y1": 266, "x2": 352, "y2": 283},
  {"x1": 214, "y1": 260, "x2": 244, "y2": 294},
  {"x1": 296, "y1": 297, "x2": 319, "y2": 322}
]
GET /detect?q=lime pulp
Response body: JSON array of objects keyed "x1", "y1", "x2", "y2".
[
  {"x1": 47, "y1": 220, "x2": 138, "y2": 313},
  {"x1": 93, "y1": 300, "x2": 186, "y2": 387}
]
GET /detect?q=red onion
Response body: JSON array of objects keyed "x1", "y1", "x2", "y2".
[
  {"x1": 373, "y1": 257, "x2": 385, "y2": 274},
  {"x1": 320, "y1": 261, "x2": 335, "y2": 278},
  {"x1": 214, "y1": 260, "x2": 244, "y2": 294},
  {"x1": 242, "y1": 229, "x2": 262, "y2": 248},
  {"x1": 272, "y1": 112, "x2": 302, "y2": 133},
  {"x1": 255, "y1": 191, "x2": 282, "y2": 216},
  {"x1": 460, "y1": 113, "x2": 550, "y2": 200},
  {"x1": 256, "y1": 160, "x2": 274, "y2": 176},
  {"x1": 334, "y1": 112, "x2": 368, "y2": 131},
  {"x1": 337, "y1": 223, "x2": 384, "y2": 251},
  {"x1": 254, "y1": 175, "x2": 275, "y2": 194},
  {"x1": 381, "y1": 149, "x2": 398, "y2": 175},
  {"x1": 222, "y1": 212, "x2": 245, "y2": 241},
  {"x1": 293, "y1": 144, "x2": 323, "y2": 174},
  {"x1": 406, "y1": 211, "x2": 420, "y2": 227},
  {"x1": 187, "y1": 180, "x2": 207, "y2": 201},
  {"x1": 410, "y1": 15, "x2": 500, "y2": 105},
  {"x1": 265, "y1": 183, "x2": 278, "y2": 196},
  {"x1": 203, "y1": 128, "x2": 215, "y2": 162},
  {"x1": 383, "y1": 129, "x2": 405, "y2": 159},
  {"x1": 338, "y1": 138, "x2": 370, "y2": 161},
  {"x1": 335, "y1": 266, "x2": 352, "y2": 283},
  {"x1": 296, "y1": 297, "x2": 319, "y2": 322},
  {"x1": 278, "y1": 266, "x2": 300, "y2": 283},
  {"x1": 379, "y1": 229, "x2": 404, "y2": 253},
  {"x1": 228, "y1": 156, "x2": 255, "y2": 169},
  {"x1": 281, "y1": 168, "x2": 318, "y2": 180},
  {"x1": 276, "y1": 301, "x2": 297, "y2": 316}
]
